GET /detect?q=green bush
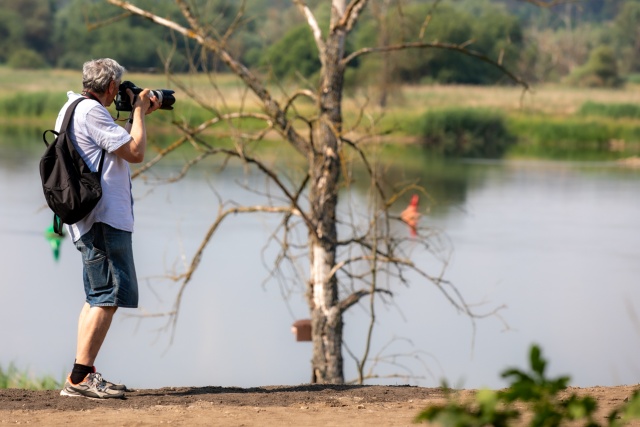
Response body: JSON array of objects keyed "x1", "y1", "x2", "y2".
[
  {"x1": 261, "y1": 24, "x2": 320, "y2": 80},
  {"x1": 420, "y1": 108, "x2": 516, "y2": 158},
  {"x1": 568, "y1": 46, "x2": 623, "y2": 88},
  {"x1": 7, "y1": 48, "x2": 49, "y2": 70}
]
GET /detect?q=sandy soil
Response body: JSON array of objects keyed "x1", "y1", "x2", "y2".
[{"x1": 1, "y1": 384, "x2": 639, "y2": 426}]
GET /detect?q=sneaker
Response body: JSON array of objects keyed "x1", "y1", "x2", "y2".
[
  {"x1": 60, "y1": 372, "x2": 125, "y2": 399},
  {"x1": 102, "y1": 377, "x2": 127, "y2": 391},
  {"x1": 91, "y1": 366, "x2": 127, "y2": 391}
]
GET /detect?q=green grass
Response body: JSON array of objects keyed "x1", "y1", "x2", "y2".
[
  {"x1": 0, "y1": 363, "x2": 62, "y2": 390},
  {"x1": 507, "y1": 114, "x2": 640, "y2": 160},
  {"x1": 0, "y1": 91, "x2": 68, "y2": 118},
  {"x1": 3, "y1": 66, "x2": 640, "y2": 161},
  {"x1": 578, "y1": 101, "x2": 640, "y2": 119}
]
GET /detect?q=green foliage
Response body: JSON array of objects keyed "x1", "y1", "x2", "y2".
[
  {"x1": 7, "y1": 48, "x2": 49, "y2": 70},
  {"x1": 0, "y1": 91, "x2": 66, "y2": 118},
  {"x1": 353, "y1": 2, "x2": 523, "y2": 85},
  {"x1": 508, "y1": 115, "x2": 640, "y2": 160},
  {"x1": 420, "y1": 108, "x2": 516, "y2": 158},
  {"x1": 0, "y1": 0, "x2": 637, "y2": 85},
  {"x1": 568, "y1": 46, "x2": 623, "y2": 88},
  {"x1": 415, "y1": 344, "x2": 640, "y2": 427},
  {"x1": 261, "y1": 24, "x2": 320, "y2": 80},
  {"x1": 0, "y1": 2, "x2": 54, "y2": 46},
  {"x1": 0, "y1": 8, "x2": 25, "y2": 63},
  {"x1": 612, "y1": 1, "x2": 640, "y2": 74},
  {"x1": 51, "y1": 0, "x2": 191, "y2": 71},
  {"x1": 578, "y1": 102, "x2": 640, "y2": 120},
  {"x1": 0, "y1": 363, "x2": 61, "y2": 390},
  {"x1": 416, "y1": 387, "x2": 520, "y2": 427}
]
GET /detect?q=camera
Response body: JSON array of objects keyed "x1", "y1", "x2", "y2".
[{"x1": 115, "y1": 80, "x2": 176, "y2": 111}]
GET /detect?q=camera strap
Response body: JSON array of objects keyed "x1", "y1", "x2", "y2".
[{"x1": 81, "y1": 91, "x2": 100, "y2": 103}]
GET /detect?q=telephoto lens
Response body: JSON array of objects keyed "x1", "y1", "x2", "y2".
[{"x1": 115, "y1": 81, "x2": 176, "y2": 111}]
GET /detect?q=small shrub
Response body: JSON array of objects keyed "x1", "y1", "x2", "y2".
[
  {"x1": 420, "y1": 108, "x2": 516, "y2": 158},
  {"x1": 415, "y1": 344, "x2": 640, "y2": 427},
  {"x1": 7, "y1": 48, "x2": 49, "y2": 70}
]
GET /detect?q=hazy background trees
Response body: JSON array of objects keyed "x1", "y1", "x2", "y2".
[{"x1": 1, "y1": 0, "x2": 638, "y2": 88}]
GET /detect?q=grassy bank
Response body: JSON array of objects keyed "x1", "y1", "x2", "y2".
[{"x1": 2, "y1": 67, "x2": 639, "y2": 160}]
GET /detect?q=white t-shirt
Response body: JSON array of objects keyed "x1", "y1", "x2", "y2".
[{"x1": 55, "y1": 91, "x2": 134, "y2": 242}]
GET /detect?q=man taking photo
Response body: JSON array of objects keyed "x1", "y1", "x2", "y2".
[{"x1": 56, "y1": 58, "x2": 159, "y2": 399}]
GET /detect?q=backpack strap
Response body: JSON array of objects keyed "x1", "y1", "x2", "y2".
[
  {"x1": 54, "y1": 96, "x2": 107, "y2": 174},
  {"x1": 97, "y1": 148, "x2": 106, "y2": 174},
  {"x1": 53, "y1": 213, "x2": 64, "y2": 236},
  {"x1": 42, "y1": 97, "x2": 86, "y2": 148}
]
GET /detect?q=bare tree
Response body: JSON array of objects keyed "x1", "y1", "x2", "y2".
[{"x1": 104, "y1": 0, "x2": 524, "y2": 384}]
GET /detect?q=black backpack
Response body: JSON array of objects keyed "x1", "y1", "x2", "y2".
[{"x1": 39, "y1": 97, "x2": 106, "y2": 236}]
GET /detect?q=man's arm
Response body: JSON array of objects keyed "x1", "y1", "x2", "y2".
[{"x1": 114, "y1": 88, "x2": 159, "y2": 163}]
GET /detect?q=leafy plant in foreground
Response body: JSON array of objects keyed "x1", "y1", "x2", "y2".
[{"x1": 415, "y1": 344, "x2": 640, "y2": 426}]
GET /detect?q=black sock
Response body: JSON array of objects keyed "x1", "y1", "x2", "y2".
[{"x1": 70, "y1": 363, "x2": 94, "y2": 384}]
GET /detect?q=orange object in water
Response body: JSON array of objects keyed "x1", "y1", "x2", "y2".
[{"x1": 401, "y1": 194, "x2": 420, "y2": 236}]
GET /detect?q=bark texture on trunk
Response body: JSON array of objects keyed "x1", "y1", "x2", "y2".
[{"x1": 307, "y1": 7, "x2": 347, "y2": 383}]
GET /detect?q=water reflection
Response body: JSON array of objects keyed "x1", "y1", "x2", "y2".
[{"x1": 1, "y1": 139, "x2": 640, "y2": 390}]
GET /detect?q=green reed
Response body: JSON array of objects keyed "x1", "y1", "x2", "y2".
[
  {"x1": 578, "y1": 101, "x2": 640, "y2": 119},
  {"x1": 0, "y1": 91, "x2": 67, "y2": 119},
  {"x1": 507, "y1": 114, "x2": 640, "y2": 159},
  {"x1": 419, "y1": 108, "x2": 516, "y2": 158}
]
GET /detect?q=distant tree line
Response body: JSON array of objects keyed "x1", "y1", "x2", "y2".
[{"x1": 0, "y1": 0, "x2": 638, "y2": 87}]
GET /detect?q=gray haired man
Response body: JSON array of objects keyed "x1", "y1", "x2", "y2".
[{"x1": 57, "y1": 58, "x2": 159, "y2": 399}]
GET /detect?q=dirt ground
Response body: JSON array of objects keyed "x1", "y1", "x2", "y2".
[{"x1": 1, "y1": 384, "x2": 639, "y2": 426}]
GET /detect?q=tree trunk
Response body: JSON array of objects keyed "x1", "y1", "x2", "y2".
[{"x1": 307, "y1": 18, "x2": 346, "y2": 384}]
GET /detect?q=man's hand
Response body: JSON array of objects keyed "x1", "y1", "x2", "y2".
[{"x1": 126, "y1": 88, "x2": 160, "y2": 115}]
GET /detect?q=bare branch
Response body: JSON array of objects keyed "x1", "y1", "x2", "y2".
[
  {"x1": 284, "y1": 89, "x2": 318, "y2": 116},
  {"x1": 338, "y1": 0, "x2": 369, "y2": 32},
  {"x1": 220, "y1": 0, "x2": 248, "y2": 48},
  {"x1": 338, "y1": 288, "x2": 392, "y2": 313},
  {"x1": 105, "y1": 0, "x2": 514, "y2": 384},
  {"x1": 342, "y1": 41, "x2": 529, "y2": 89},
  {"x1": 106, "y1": 0, "x2": 311, "y2": 156},
  {"x1": 85, "y1": 11, "x2": 132, "y2": 31},
  {"x1": 293, "y1": 0, "x2": 326, "y2": 62},
  {"x1": 163, "y1": 204, "x2": 302, "y2": 343},
  {"x1": 131, "y1": 112, "x2": 272, "y2": 179}
]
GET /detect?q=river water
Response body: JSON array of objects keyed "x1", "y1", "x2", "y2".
[{"x1": 1, "y1": 142, "x2": 639, "y2": 390}]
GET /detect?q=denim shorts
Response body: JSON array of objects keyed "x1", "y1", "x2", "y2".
[{"x1": 74, "y1": 222, "x2": 139, "y2": 308}]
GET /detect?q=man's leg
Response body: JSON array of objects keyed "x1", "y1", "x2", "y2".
[
  {"x1": 61, "y1": 303, "x2": 124, "y2": 398},
  {"x1": 76, "y1": 303, "x2": 117, "y2": 366}
]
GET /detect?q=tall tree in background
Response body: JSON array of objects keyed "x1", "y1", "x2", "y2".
[
  {"x1": 614, "y1": 0, "x2": 640, "y2": 75},
  {"x1": 105, "y1": 0, "x2": 526, "y2": 384},
  {"x1": 0, "y1": 0, "x2": 54, "y2": 67}
]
